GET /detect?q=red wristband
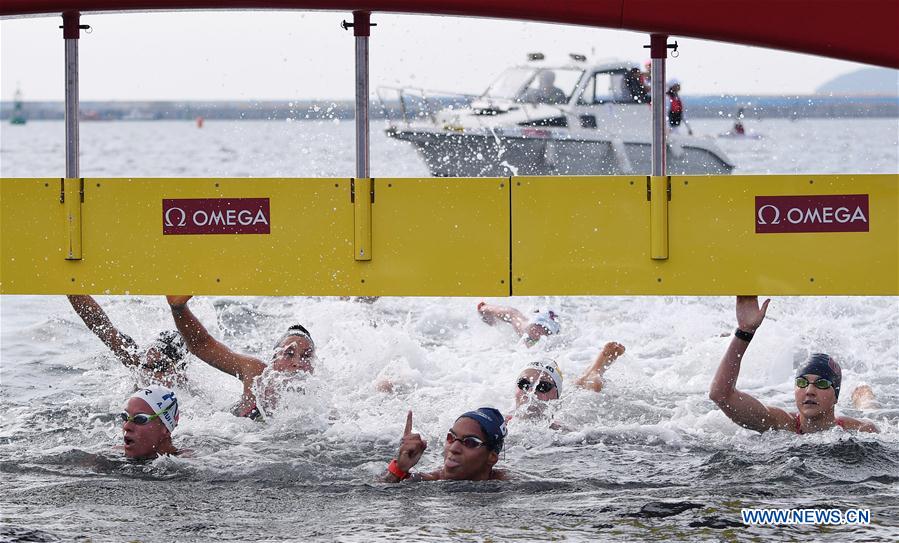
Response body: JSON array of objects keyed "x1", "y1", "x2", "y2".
[{"x1": 387, "y1": 459, "x2": 409, "y2": 480}]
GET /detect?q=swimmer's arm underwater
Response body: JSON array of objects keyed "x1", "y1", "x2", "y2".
[
  {"x1": 167, "y1": 296, "x2": 265, "y2": 380},
  {"x1": 67, "y1": 295, "x2": 140, "y2": 366},
  {"x1": 709, "y1": 296, "x2": 794, "y2": 433}
]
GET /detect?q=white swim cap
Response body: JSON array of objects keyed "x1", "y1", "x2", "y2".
[
  {"x1": 529, "y1": 310, "x2": 561, "y2": 336},
  {"x1": 129, "y1": 385, "x2": 179, "y2": 433},
  {"x1": 521, "y1": 359, "x2": 564, "y2": 395}
]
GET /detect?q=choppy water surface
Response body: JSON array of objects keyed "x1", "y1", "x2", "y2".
[{"x1": 1, "y1": 119, "x2": 898, "y2": 542}]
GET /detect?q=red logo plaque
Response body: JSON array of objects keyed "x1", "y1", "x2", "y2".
[
  {"x1": 163, "y1": 198, "x2": 271, "y2": 235},
  {"x1": 755, "y1": 195, "x2": 869, "y2": 234}
]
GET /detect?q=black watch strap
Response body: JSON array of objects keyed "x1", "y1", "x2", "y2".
[{"x1": 734, "y1": 328, "x2": 755, "y2": 342}]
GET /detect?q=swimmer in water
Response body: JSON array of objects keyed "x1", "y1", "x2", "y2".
[
  {"x1": 166, "y1": 296, "x2": 315, "y2": 420},
  {"x1": 477, "y1": 302, "x2": 560, "y2": 347},
  {"x1": 67, "y1": 295, "x2": 188, "y2": 387},
  {"x1": 709, "y1": 296, "x2": 878, "y2": 434},
  {"x1": 121, "y1": 385, "x2": 180, "y2": 460},
  {"x1": 512, "y1": 342, "x2": 626, "y2": 423},
  {"x1": 382, "y1": 409, "x2": 508, "y2": 482}
]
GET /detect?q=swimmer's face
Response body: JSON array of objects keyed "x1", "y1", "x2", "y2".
[
  {"x1": 122, "y1": 397, "x2": 170, "y2": 460},
  {"x1": 514, "y1": 369, "x2": 559, "y2": 416},
  {"x1": 794, "y1": 374, "x2": 837, "y2": 418},
  {"x1": 271, "y1": 336, "x2": 315, "y2": 374},
  {"x1": 443, "y1": 417, "x2": 497, "y2": 480}
]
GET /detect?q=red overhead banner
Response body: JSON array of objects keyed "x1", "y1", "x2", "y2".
[{"x1": 1, "y1": 1, "x2": 897, "y2": 68}]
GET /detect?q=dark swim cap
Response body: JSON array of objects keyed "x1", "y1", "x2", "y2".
[
  {"x1": 151, "y1": 330, "x2": 188, "y2": 369},
  {"x1": 276, "y1": 324, "x2": 315, "y2": 350},
  {"x1": 458, "y1": 407, "x2": 507, "y2": 453},
  {"x1": 796, "y1": 353, "x2": 842, "y2": 399}
]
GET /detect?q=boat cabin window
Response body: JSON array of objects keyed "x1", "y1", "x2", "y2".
[
  {"x1": 517, "y1": 69, "x2": 582, "y2": 105},
  {"x1": 579, "y1": 70, "x2": 649, "y2": 105}
]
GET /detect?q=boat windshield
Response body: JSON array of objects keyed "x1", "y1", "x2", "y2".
[{"x1": 483, "y1": 67, "x2": 583, "y2": 105}]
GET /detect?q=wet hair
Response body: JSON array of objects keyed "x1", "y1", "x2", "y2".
[
  {"x1": 797, "y1": 353, "x2": 842, "y2": 399},
  {"x1": 276, "y1": 324, "x2": 315, "y2": 351}
]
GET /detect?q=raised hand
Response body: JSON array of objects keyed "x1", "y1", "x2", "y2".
[
  {"x1": 735, "y1": 296, "x2": 770, "y2": 332},
  {"x1": 396, "y1": 410, "x2": 427, "y2": 472},
  {"x1": 599, "y1": 341, "x2": 626, "y2": 362},
  {"x1": 166, "y1": 295, "x2": 193, "y2": 308}
]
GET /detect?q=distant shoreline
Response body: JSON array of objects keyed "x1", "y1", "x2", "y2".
[{"x1": 2, "y1": 95, "x2": 896, "y2": 121}]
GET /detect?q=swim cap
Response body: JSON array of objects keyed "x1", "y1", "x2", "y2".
[
  {"x1": 458, "y1": 408, "x2": 507, "y2": 453},
  {"x1": 796, "y1": 353, "x2": 842, "y2": 399},
  {"x1": 529, "y1": 310, "x2": 560, "y2": 336},
  {"x1": 668, "y1": 78, "x2": 681, "y2": 88},
  {"x1": 521, "y1": 359, "x2": 564, "y2": 395},
  {"x1": 276, "y1": 324, "x2": 315, "y2": 350},
  {"x1": 150, "y1": 330, "x2": 187, "y2": 369},
  {"x1": 129, "y1": 385, "x2": 179, "y2": 433}
]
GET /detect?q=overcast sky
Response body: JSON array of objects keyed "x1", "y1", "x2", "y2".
[{"x1": 0, "y1": 10, "x2": 884, "y2": 101}]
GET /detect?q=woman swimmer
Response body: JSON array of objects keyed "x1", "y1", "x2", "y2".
[
  {"x1": 382, "y1": 409, "x2": 508, "y2": 482},
  {"x1": 512, "y1": 342, "x2": 625, "y2": 423},
  {"x1": 477, "y1": 302, "x2": 561, "y2": 347},
  {"x1": 67, "y1": 295, "x2": 188, "y2": 387},
  {"x1": 166, "y1": 296, "x2": 316, "y2": 420},
  {"x1": 120, "y1": 385, "x2": 181, "y2": 460},
  {"x1": 709, "y1": 296, "x2": 878, "y2": 434}
]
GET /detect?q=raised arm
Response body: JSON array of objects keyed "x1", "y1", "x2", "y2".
[
  {"x1": 381, "y1": 411, "x2": 434, "y2": 483},
  {"x1": 166, "y1": 296, "x2": 265, "y2": 381},
  {"x1": 67, "y1": 295, "x2": 140, "y2": 366},
  {"x1": 477, "y1": 302, "x2": 529, "y2": 336},
  {"x1": 574, "y1": 342, "x2": 625, "y2": 393},
  {"x1": 709, "y1": 296, "x2": 793, "y2": 433}
]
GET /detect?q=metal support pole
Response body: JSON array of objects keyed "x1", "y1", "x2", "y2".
[
  {"x1": 63, "y1": 11, "x2": 81, "y2": 178},
  {"x1": 353, "y1": 11, "x2": 371, "y2": 179},
  {"x1": 650, "y1": 34, "x2": 667, "y2": 177}
]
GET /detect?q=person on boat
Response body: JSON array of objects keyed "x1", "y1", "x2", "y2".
[
  {"x1": 666, "y1": 79, "x2": 693, "y2": 135},
  {"x1": 733, "y1": 107, "x2": 746, "y2": 135},
  {"x1": 67, "y1": 295, "x2": 188, "y2": 387},
  {"x1": 511, "y1": 342, "x2": 626, "y2": 423},
  {"x1": 624, "y1": 67, "x2": 650, "y2": 104},
  {"x1": 166, "y1": 296, "x2": 316, "y2": 420},
  {"x1": 382, "y1": 409, "x2": 508, "y2": 482},
  {"x1": 709, "y1": 296, "x2": 879, "y2": 434},
  {"x1": 525, "y1": 70, "x2": 567, "y2": 105},
  {"x1": 477, "y1": 302, "x2": 560, "y2": 348},
  {"x1": 120, "y1": 385, "x2": 181, "y2": 460}
]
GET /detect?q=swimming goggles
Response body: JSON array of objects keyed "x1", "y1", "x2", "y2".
[
  {"x1": 517, "y1": 378, "x2": 555, "y2": 394},
  {"x1": 795, "y1": 376, "x2": 834, "y2": 390},
  {"x1": 119, "y1": 404, "x2": 174, "y2": 425},
  {"x1": 446, "y1": 430, "x2": 488, "y2": 449}
]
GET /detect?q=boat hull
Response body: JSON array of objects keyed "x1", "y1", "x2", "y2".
[{"x1": 389, "y1": 128, "x2": 734, "y2": 176}]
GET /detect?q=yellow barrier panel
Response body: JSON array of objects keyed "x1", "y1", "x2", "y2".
[
  {"x1": 0, "y1": 178, "x2": 511, "y2": 296},
  {"x1": 512, "y1": 174, "x2": 898, "y2": 295}
]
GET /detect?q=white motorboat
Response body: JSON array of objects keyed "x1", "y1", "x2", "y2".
[{"x1": 380, "y1": 54, "x2": 734, "y2": 176}]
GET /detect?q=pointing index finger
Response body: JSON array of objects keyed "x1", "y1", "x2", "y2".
[{"x1": 403, "y1": 410, "x2": 413, "y2": 437}]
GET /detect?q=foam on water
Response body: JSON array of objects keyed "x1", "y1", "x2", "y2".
[{"x1": 1, "y1": 118, "x2": 898, "y2": 541}]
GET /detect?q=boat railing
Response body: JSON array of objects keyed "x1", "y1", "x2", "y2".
[{"x1": 376, "y1": 86, "x2": 477, "y2": 127}]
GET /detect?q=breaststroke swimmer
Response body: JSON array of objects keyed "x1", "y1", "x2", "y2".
[
  {"x1": 67, "y1": 295, "x2": 188, "y2": 387},
  {"x1": 477, "y1": 302, "x2": 561, "y2": 348},
  {"x1": 512, "y1": 342, "x2": 626, "y2": 423},
  {"x1": 166, "y1": 296, "x2": 316, "y2": 420},
  {"x1": 120, "y1": 385, "x2": 181, "y2": 460},
  {"x1": 709, "y1": 296, "x2": 878, "y2": 434},
  {"x1": 382, "y1": 409, "x2": 508, "y2": 482}
]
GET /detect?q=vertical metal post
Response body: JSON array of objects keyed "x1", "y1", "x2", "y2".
[
  {"x1": 63, "y1": 11, "x2": 81, "y2": 178},
  {"x1": 353, "y1": 11, "x2": 371, "y2": 179},
  {"x1": 650, "y1": 34, "x2": 667, "y2": 177}
]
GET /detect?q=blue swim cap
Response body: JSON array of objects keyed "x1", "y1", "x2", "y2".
[
  {"x1": 458, "y1": 407, "x2": 507, "y2": 453},
  {"x1": 797, "y1": 353, "x2": 842, "y2": 399}
]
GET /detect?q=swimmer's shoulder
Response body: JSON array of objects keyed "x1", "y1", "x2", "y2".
[{"x1": 837, "y1": 416, "x2": 879, "y2": 433}]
